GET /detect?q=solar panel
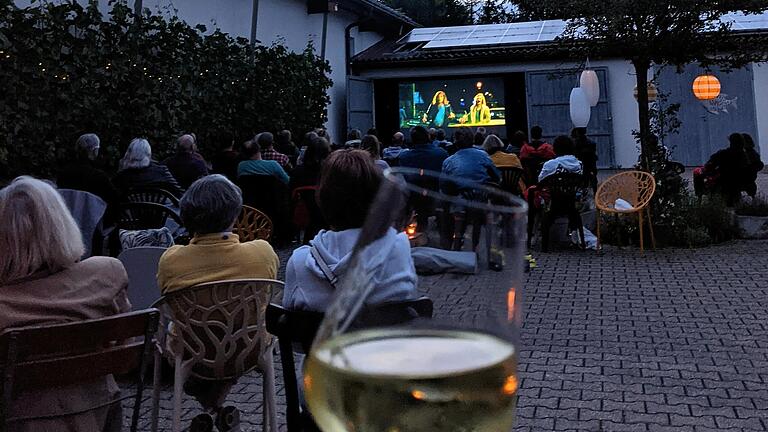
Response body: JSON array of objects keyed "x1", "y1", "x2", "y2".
[{"x1": 409, "y1": 12, "x2": 767, "y2": 51}]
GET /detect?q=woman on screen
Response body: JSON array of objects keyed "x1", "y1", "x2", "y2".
[
  {"x1": 421, "y1": 90, "x2": 456, "y2": 128},
  {"x1": 460, "y1": 93, "x2": 492, "y2": 125}
]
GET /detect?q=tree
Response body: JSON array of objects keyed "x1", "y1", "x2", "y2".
[
  {"x1": 382, "y1": 0, "x2": 474, "y2": 26},
  {"x1": 512, "y1": 0, "x2": 768, "y2": 168},
  {"x1": 477, "y1": 0, "x2": 515, "y2": 24}
]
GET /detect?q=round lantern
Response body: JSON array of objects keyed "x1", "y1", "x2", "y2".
[
  {"x1": 692, "y1": 74, "x2": 721, "y2": 100},
  {"x1": 633, "y1": 83, "x2": 658, "y2": 102},
  {"x1": 569, "y1": 87, "x2": 591, "y2": 128},
  {"x1": 579, "y1": 69, "x2": 600, "y2": 107}
]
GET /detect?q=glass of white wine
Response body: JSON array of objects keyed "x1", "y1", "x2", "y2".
[{"x1": 305, "y1": 167, "x2": 527, "y2": 432}]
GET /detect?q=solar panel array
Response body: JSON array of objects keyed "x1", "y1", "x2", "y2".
[{"x1": 398, "y1": 12, "x2": 768, "y2": 51}]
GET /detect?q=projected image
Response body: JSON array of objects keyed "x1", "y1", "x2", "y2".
[{"x1": 399, "y1": 77, "x2": 506, "y2": 133}]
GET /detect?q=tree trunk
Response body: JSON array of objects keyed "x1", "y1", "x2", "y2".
[{"x1": 633, "y1": 59, "x2": 651, "y2": 170}]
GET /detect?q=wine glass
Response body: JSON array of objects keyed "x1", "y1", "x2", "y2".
[{"x1": 304, "y1": 167, "x2": 527, "y2": 432}]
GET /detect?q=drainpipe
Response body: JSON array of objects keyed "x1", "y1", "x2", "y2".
[
  {"x1": 250, "y1": 0, "x2": 260, "y2": 45},
  {"x1": 345, "y1": 21, "x2": 360, "y2": 77},
  {"x1": 134, "y1": 0, "x2": 143, "y2": 13},
  {"x1": 321, "y1": 11, "x2": 329, "y2": 61}
]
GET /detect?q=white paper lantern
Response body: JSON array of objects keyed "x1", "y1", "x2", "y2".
[
  {"x1": 569, "y1": 87, "x2": 591, "y2": 128},
  {"x1": 580, "y1": 69, "x2": 600, "y2": 107}
]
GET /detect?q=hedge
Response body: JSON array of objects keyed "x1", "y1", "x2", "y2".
[{"x1": 0, "y1": 0, "x2": 333, "y2": 178}]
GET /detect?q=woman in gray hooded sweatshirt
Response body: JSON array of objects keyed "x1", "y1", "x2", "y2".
[{"x1": 283, "y1": 149, "x2": 418, "y2": 312}]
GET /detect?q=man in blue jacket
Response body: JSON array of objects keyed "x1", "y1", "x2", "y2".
[{"x1": 398, "y1": 126, "x2": 449, "y2": 174}]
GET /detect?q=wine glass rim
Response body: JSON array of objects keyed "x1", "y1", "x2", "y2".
[{"x1": 383, "y1": 167, "x2": 528, "y2": 215}]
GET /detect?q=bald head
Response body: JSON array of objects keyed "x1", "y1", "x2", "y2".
[
  {"x1": 392, "y1": 132, "x2": 404, "y2": 146},
  {"x1": 177, "y1": 134, "x2": 195, "y2": 154}
]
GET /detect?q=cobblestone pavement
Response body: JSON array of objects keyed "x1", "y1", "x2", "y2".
[{"x1": 124, "y1": 239, "x2": 768, "y2": 432}]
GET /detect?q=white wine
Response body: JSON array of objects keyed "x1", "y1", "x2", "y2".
[{"x1": 305, "y1": 328, "x2": 518, "y2": 432}]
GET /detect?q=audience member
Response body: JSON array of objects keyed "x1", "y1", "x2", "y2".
[
  {"x1": 0, "y1": 176, "x2": 130, "y2": 431},
  {"x1": 366, "y1": 128, "x2": 379, "y2": 139},
  {"x1": 435, "y1": 128, "x2": 452, "y2": 150},
  {"x1": 697, "y1": 133, "x2": 751, "y2": 205},
  {"x1": 345, "y1": 129, "x2": 362, "y2": 148},
  {"x1": 521, "y1": 126, "x2": 556, "y2": 160},
  {"x1": 276, "y1": 130, "x2": 299, "y2": 166},
  {"x1": 484, "y1": 134, "x2": 522, "y2": 169},
  {"x1": 538, "y1": 136, "x2": 584, "y2": 182},
  {"x1": 114, "y1": 138, "x2": 184, "y2": 197},
  {"x1": 442, "y1": 127, "x2": 500, "y2": 193},
  {"x1": 156, "y1": 174, "x2": 278, "y2": 430},
  {"x1": 296, "y1": 131, "x2": 319, "y2": 166},
  {"x1": 210, "y1": 131, "x2": 240, "y2": 183},
  {"x1": 361, "y1": 134, "x2": 389, "y2": 171},
  {"x1": 163, "y1": 134, "x2": 209, "y2": 190},
  {"x1": 505, "y1": 130, "x2": 527, "y2": 155},
  {"x1": 237, "y1": 139, "x2": 290, "y2": 185},
  {"x1": 290, "y1": 137, "x2": 330, "y2": 190},
  {"x1": 57, "y1": 133, "x2": 120, "y2": 212},
  {"x1": 258, "y1": 132, "x2": 292, "y2": 172},
  {"x1": 571, "y1": 128, "x2": 598, "y2": 190},
  {"x1": 428, "y1": 128, "x2": 438, "y2": 145},
  {"x1": 743, "y1": 133, "x2": 764, "y2": 197},
  {"x1": 383, "y1": 131, "x2": 406, "y2": 163},
  {"x1": 473, "y1": 127, "x2": 487, "y2": 148},
  {"x1": 399, "y1": 126, "x2": 449, "y2": 173},
  {"x1": 283, "y1": 150, "x2": 418, "y2": 311}
]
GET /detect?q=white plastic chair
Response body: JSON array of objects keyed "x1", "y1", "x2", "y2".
[{"x1": 117, "y1": 247, "x2": 167, "y2": 311}]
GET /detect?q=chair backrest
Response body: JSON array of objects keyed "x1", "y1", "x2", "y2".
[
  {"x1": 596, "y1": 170, "x2": 656, "y2": 212},
  {"x1": 125, "y1": 188, "x2": 180, "y2": 207},
  {"x1": 233, "y1": 205, "x2": 273, "y2": 242},
  {"x1": 291, "y1": 186, "x2": 323, "y2": 230},
  {"x1": 498, "y1": 167, "x2": 524, "y2": 195},
  {"x1": 538, "y1": 172, "x2": 589, "y2": 214},
  {"x1": 0, "y1": 309, "x2": 159, "y2": 414},
  {"x1": 58, "y1": 189, "x2": 107, "y2": 258},
  {"x1": 521, "y1": 157, "x2": 546, "y2": 185},
  {"x1": 117, "y1": 247, "x2": 167, "y2": 310},
  {"x1": 118, "y1": 201, "x2": 182, "y2": 231},
  {"x1": 154, "y1": 279, "x2": 282, "y2": 380},
  {"x1": 237, "y1": 175, "x2": 289, "y2": 215}
]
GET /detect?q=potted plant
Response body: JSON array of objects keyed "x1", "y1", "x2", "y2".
[{"x1": 734, "y1": 195, "x2": 768, "y2": 239}]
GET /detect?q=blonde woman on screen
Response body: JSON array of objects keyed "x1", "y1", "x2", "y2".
[
  {"x1": 460, "y1": 93, "x2": 492, "y2": 125},
  {"x1": 421, "y1": 90, "x2": 456, "y2": 128}
]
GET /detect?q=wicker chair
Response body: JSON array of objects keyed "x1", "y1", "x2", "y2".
[
  {"x1": 595, "y1": 171, "x2": 657, "y2": 253},
  {"x1": 151, "y1": 279, "x2": 281, "y2": 432},
  {"x1": 125, "y1": 188, "x2": 180, "y2": 207},
  {"x1": 233, "y1": 205, "x2": 273, "y2": 242}
]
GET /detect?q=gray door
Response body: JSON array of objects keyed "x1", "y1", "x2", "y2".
[
  {"x1": 347, "y1": 76, "x2": 374, "y2": 133},
  {"x1": 657, "y1": 64, "x2": 758, "y2": 166},
  {"x1": 526, "y1": 68, "x2": 615, "y2": 168}
]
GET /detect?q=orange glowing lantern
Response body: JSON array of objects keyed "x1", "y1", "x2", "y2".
[
  {"x1": 692, "y1": 74, "x2": 721, "y2": 100},
  {"x1": 406, "y1": 221, "x2": 417, "y2": 239}
]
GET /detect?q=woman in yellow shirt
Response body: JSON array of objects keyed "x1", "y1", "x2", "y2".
[
  {"x1": 460, "y1": 93, "x2": 492, "y2": 125},
  {"x1": 484, "y1": 134, "x2": 526, "y2": 193}
]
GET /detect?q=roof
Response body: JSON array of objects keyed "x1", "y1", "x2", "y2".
[
  {"x1": 352, "y1": 12, "x2": 768, "y2": 69},
  {"x1": 342, "y1": 0, "x2": 420, "y2": 28}
]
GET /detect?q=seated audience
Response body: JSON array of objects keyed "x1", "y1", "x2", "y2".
[
  {"x1": 399, "y1": 126, "x2": 449, "y2": 173},
  {"x1": 441, "y1": 127, "x2": 501, "y2": 192},
  {"x1": 382, "y1": 131, "x2": 406, "y2": 163},
  {"x1": 484, "y1": 134, "x2": 522, "y2": 169},
  {"x1": 505, "y1": 130, "x2": 527, "y2": 155},
  {"x1": 0, "y1": 176, "x2": 130, "y2": 432},
  {"x1": 237, "y1": 139, "x2": 290, "y2": 185},
  {"x1": 275, "y1": 130, "x2": 299, "y2": 166},
  {"x1": 521, "y1": 126, "x2": 556, "y2": 161},
  {"x1": 57, "y1": 133, "x2": 120, "y2": 213},
  {"x1": 344, "y1": 129, "x2": 362, "y2": 148},
  {"x1": 296, "y1": 131, "x2": 319, "y2": 166},
  {"x1": 283, "y1": 150, "x2": 418, "y2": 312},
  {"x1": 434, "y1": 128, "x2": 452, "y2": 151},
  {"x1": 743, "y1": 133, "x2": 764, "y2": 197},
  {"x1": 290, "y1": 137, "x2": 330, "y2": 190},
  {"x1": 114, "y1": 138, "x2": 184, "y2": 197},
  {"x1": 571, "y1": 128, "x2": 598, "y2": 190},
  {"x1": 361, "y1": 134, "x2": 390, "y2": 171},
  {"x1": 163, "y1": 134, "x2": 209, "y2": 190},
  {"x1": 210, "y1": 131, "x2": 240, "y2": 183},
  {"x1": 538, "y1": 136, "x2": 584, "y2": 182},
  {"x1": 258, "y1": 132, "x2": 292, "y2": 171},
  {"x1": 473, "y1": 127, "x2": 487, "y2": 148},
  {"x1": 696, "y1": 133, "x2": 751, "y2": 206},
  {"x1": 156, "y1": 174, "x2": 278, "y2": 430}
]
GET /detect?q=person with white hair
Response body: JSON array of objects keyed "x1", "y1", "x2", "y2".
[
  {"x1": 57, "y1": 133, "x2": 120, "y2": 208},
  {"x1": 113, "y1": 137, "x2": 184, "y2": 197},
  {"x1": 163, "y1": 134, "x2": 209, "y2": 190},
  {"x1": 0, "y1": 176, "x2": 131, "y2": 431}
]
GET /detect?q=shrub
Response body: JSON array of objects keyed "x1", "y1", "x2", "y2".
[{"x1": 0, "y1": 0, "x2": 332, "y2": 179}]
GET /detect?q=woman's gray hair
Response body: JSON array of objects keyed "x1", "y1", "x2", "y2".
[
  {"x1": 180, "y1": 175, "x2": 243, "y2": 236},
  {"x1": 76, "y1": 133, "x2": 100, "y2": 160},
  {"x1": 0, "y1": 176, "x2": 84, "y2": 285},
  {"x1": 483, "y1": 134, "x2": 505, "y2": 154},
  {"x1": 119, "y1": 138, "x2": 152, "y2": 171}
]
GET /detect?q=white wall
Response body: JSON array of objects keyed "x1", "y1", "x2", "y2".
[
  {"x1": 753, "y1": 62, "x2": 768, "y2": 157},
  {"x1": 358, "y1": 59, "x2": 642, "y2": 168}
]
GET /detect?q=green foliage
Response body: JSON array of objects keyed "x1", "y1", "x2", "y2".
[
  {"x1": 382, "y1": 0, "x2": 474, "y2": 26},
  {"x1": 0, "y1": 0, "x2": 332, "y2": 179},
  {"x1": 735, "y1": 195, "x2": 768, "y2": 216},
  {"x1": 477, "y1": 0, "x2": 517, "y2": 24}
]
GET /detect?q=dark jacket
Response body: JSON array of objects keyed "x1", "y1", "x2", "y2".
[
  {"x1": 289, "y1": 164, "x2": 322, "y2": 191},
  {"x1": 162, "y1": 153, "x2": 209, "y2": 190},
  {"x1": 398, "y1": 144, "x2": 449, "y2": 174},
  {"x1": 57, "y1": 160, "x2": 120, "y2": 211},
  {"x1": 113, "y1": 161, "x2": 184, "y2": 197},
  {"x1": 211, "y1": 149, "x2": 241, "y2": 183}
]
